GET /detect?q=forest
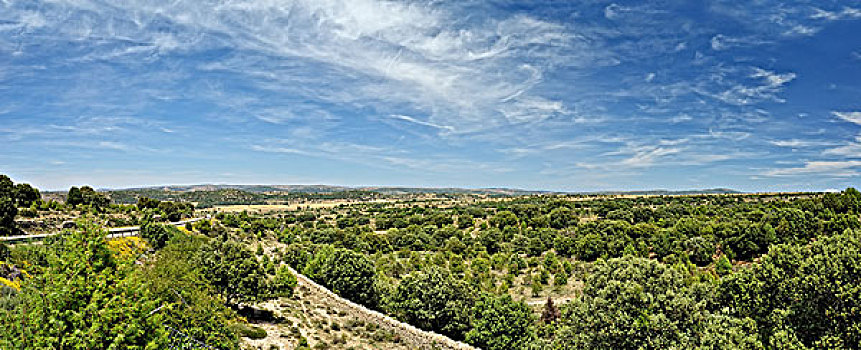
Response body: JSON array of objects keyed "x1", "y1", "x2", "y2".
[{"x1": 1, "y1": 174, "x2": 860, "y2": 349}]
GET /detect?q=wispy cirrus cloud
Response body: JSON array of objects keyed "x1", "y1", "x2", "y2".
[
  {"x1": 833, "y1": 111, "x2": 861, "y2": 125},
  {"x1": 763, "y1": 160, "x2": 861, "y2": 177},
  {"x1": 811, "y1": 7, "x2": 861, "y2": 21},
  {"x1": 1, "y1": 0, "x2": 860, "y2": 190}
]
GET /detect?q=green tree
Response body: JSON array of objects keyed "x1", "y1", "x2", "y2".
[
  {"x1": 465, "y1": 294, "x2": 535, "y2": 350},
  {"x1": 388, "y1": 267, "x2": 474, "y2": 340},
  {"x1": 267, "y1": 265, "x2": 297, "y2": 299},
  {"x1": 549, "y1": 207, "x2": 575, "y2": 229},
  {"x1": 0, "y1": 175, "x2": 12, "y2": 199},
  {"x1": 0, "y1": 198, "x2": 17, "y2": 236},
  {"x1": 139, "y1": 232, "x2": 240, "y2": 349},
  {"x1": 553, "y1": 256, "x2": 762, "y2": 350},
  {"x1": 66, "y1": 186, "x2": 83, "y2": 206},
  {"x1": 314, "y1": 248, "x2": 379, "y2": 308},
  {"x1": 195, "y1": 239, "x2": 268, "y2": 306},
  {"x1": 490, "y1": 210, "x2": 519, "y2": 230},
  {"x1": 0, "y1": 222, "x2": 167, "y2": 349},
  {"x1": 140, "y1": 222, "x2": 177, "y2": 250},
  {"x1": 137, "y1": 197, "x2": 161, "y2": 210},
  {"x1": 719, "y1": 229, "x2": 861, "y2": 348},
  {"x1": 13, "y1": 183, "x2": 40, "y2": 208}
]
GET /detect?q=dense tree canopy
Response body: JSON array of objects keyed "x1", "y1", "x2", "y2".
[
  {"x1": 2, "y1": 176, "x2": 860, "y2": 350},
  {"x1": 195, "y1": 238, "x2": 269, "y2": 306},
  {"x1": 388, "y1": 267, "x2": 474, "y2": 340},
  {"x1": 553, "y1": 256, "x2": 762, "y2": 350},
  {"x1": 719, "y1": 229, "x2": 861, "y2": 349},
  {"x1": 1, "y1": 223, "x2": 166, "y2": 349},
  {"x1": 465, "y1": 294, "x2": 535, "y2": 350}
]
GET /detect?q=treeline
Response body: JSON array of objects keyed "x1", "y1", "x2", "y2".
[{"x1": 107, "y1": 188, "x2": 385, "y2": 208}]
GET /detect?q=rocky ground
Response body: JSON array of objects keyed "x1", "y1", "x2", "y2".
[{"x1": 240, "y1": 284, "x2": 411, "y2": 350}]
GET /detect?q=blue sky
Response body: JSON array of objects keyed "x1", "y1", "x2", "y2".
[{"x1": 1, "y1": 0, "x2": 860, "y2": 192}]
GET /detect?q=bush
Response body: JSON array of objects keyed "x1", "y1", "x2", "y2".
[{"x1": 231, "y1": 323, "x2": 267, "y2": 339}]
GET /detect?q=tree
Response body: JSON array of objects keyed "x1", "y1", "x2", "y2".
[
  {"x1": 66, "y1": 186, "x2": 109, "y2": 210},
  {"x1": 541, "y1": 296, "x2": 560, "y2": 324},
  {"x1": 719, "y1": 229, "x2": 861, "y2": 348},
  {"x1": 0, "y1": 175, "x2": 12, "y2": 199},
  {"x1": 0, "y1": 222, "x2": 167, "y2": 349},
  {"x1": 553, "y1": 256, "x2": 762, "y2": 350},
  {"x1": 388, "y1": 267, "x2": 474, "y2": 340},
  {"x1": 66, "y1": 186, "x2": 83, "y2": 206},
  {"x1": 137, "y1": 197, "x2": 161, "y2": 210},
  {"x1": 139, "y1": 232, "x2": 240, "y2": 349},
  {"x1": 490, "y1": 210, "x2": 519, "y2": 230},
  {"x1": 195, "y1": 239, "x2": 268, "y2": 306},
  {"x1": 140, "y1": 222, "x2": 176, "y2": 250},
  {"x1": 0, "y1": 198, "x2": 16, "y2": 236},
  {"x1": 549, "y1": 207, "x2": 575, "y2": 229},
  {"x1": 13, "y1": 183, "x2": 40, "y2": 208},
  {"x1": 312, "y1": 248, "x2": 379, "y2": 308},
  {"x1": 465, "y1": 294, "x2": 535, "y2": 350},
  {"x1": 267, "y1": 265, "x2": 297, "y2": 299}
]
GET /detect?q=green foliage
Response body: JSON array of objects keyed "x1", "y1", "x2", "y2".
[
  {"x1": 157, "y1": 201, "x2": 194, "y2": 222},
  {"x1": 549, "y1": 207, "x2": 575, "y2": 229},
  {"x1": 140, "y1": 233, "x2": 239, "y2": 349},
  {"x1": 268, "y1": 265, "x2": 297, "y2": 299},
  {"x1": 553, "y1": 256, "x2": 762, "y2": 350},
  {"x1": 0, "y1": 198, "x2": 16, "y2": 236},
  {"x1": 67, "y1": 186, "x2": 109, "y2": 210},
  {"x1": 196, "y1": 238, "x2": 269, "y2": 306},
  {"x1": 0, "y1": 176, "x2": 11, "y2": 199},
  {"x1": 465, "y1": 294, "x2": 535, "y2": 350},
  {"x1": 307, "y1": 248, "x2": 379, "y2": 307},
  {"x1": 490, "y1": 210, "x2": 519, "y2": 230},
  {"x1": 140, "y1": 222, "x2": 178, "y2": 250},
  {"x1": 230, "y1": 323, "x2": 267, "y2": 339},
  {"x1": 0, "y1": 222, "x2": 167, "y2": 349},
  {"x1": 13, "y1": 183, "x2": 40, "y2": 208},
  {"x1": 137, "y1": 197, "x2": 161, "y2": 210},
  {"x1": 388, "y1": 267, "x2": 474, "y2": 340},
  {"x1": 719, "y1": 229, "x2": 861, "y2": 348}
]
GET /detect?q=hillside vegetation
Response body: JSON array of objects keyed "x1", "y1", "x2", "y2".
[{"x1": 1, "y1": 174, "x2": 860, "y2": 349}]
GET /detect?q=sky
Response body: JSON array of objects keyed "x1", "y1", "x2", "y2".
[{"x1": 1, "y1": 0, "x2": 860, "y2": 192}]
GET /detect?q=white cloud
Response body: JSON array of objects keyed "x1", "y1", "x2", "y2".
[
  {"x1": 644, "y1": 72, "x2": 655, "y2": 82},
  {"x1": 823, "y1": 136, "x2": 861, "y2": 158},
  {"x1": 811, "y1": 7, "x2": 861, "y2": 21},
  {"x1": 713, "y1": 67, "x2": 795, "y2": 105},
  {"x1": 710, "y1": 34, "x2": 771, "y2": 51},
  {"x1": 833, "y1": 111, "x2": 861, "y2": 125},
  {"x1": 764, "y1": 160, "x2": 861, "y2": 177},
  {"x1": 770, "y1": 139, "x2": 834, "y2": 148},
  {"x1": 9, "y1": 0, "x2": 574, "y2": 135},
  {"x1": 389, "y1": 114, "x2": 454, "y2": 132}
]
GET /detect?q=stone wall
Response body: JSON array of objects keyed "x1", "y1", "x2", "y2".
[{"x1": 287, "y1": 267, "x2": 479, "y2": 350}]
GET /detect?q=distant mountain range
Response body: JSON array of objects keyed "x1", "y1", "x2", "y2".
[{"x1": 104, "y1": 184, "x2": 742, "y2": 196}]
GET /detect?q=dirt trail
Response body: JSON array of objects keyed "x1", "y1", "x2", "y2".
[{"x1": 286, "y1": 266, "x2": 479, "y2": 350}]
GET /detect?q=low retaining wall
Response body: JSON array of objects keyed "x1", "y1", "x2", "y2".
[{"x1": 287, "y1": 266, "x2": 479, "y2": 350}]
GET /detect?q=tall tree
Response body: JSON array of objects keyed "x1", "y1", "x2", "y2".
[
  {"x1": 13, "y1": 183, "x2": 40, "y2": 207},
  {"x1": 388, "y1": 267, "x2": 474, "y2": 340},
  {"x1": 465, "y1": 294, "x2": 535, "y2": 350}
]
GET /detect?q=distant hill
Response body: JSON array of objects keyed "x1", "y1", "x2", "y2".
[
  {"x1": 110, "y1": 184, "x2": 548, "y2": 196},
  {"x1": 585, "y1": 188, "x2": 743, "y2": 196}
]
